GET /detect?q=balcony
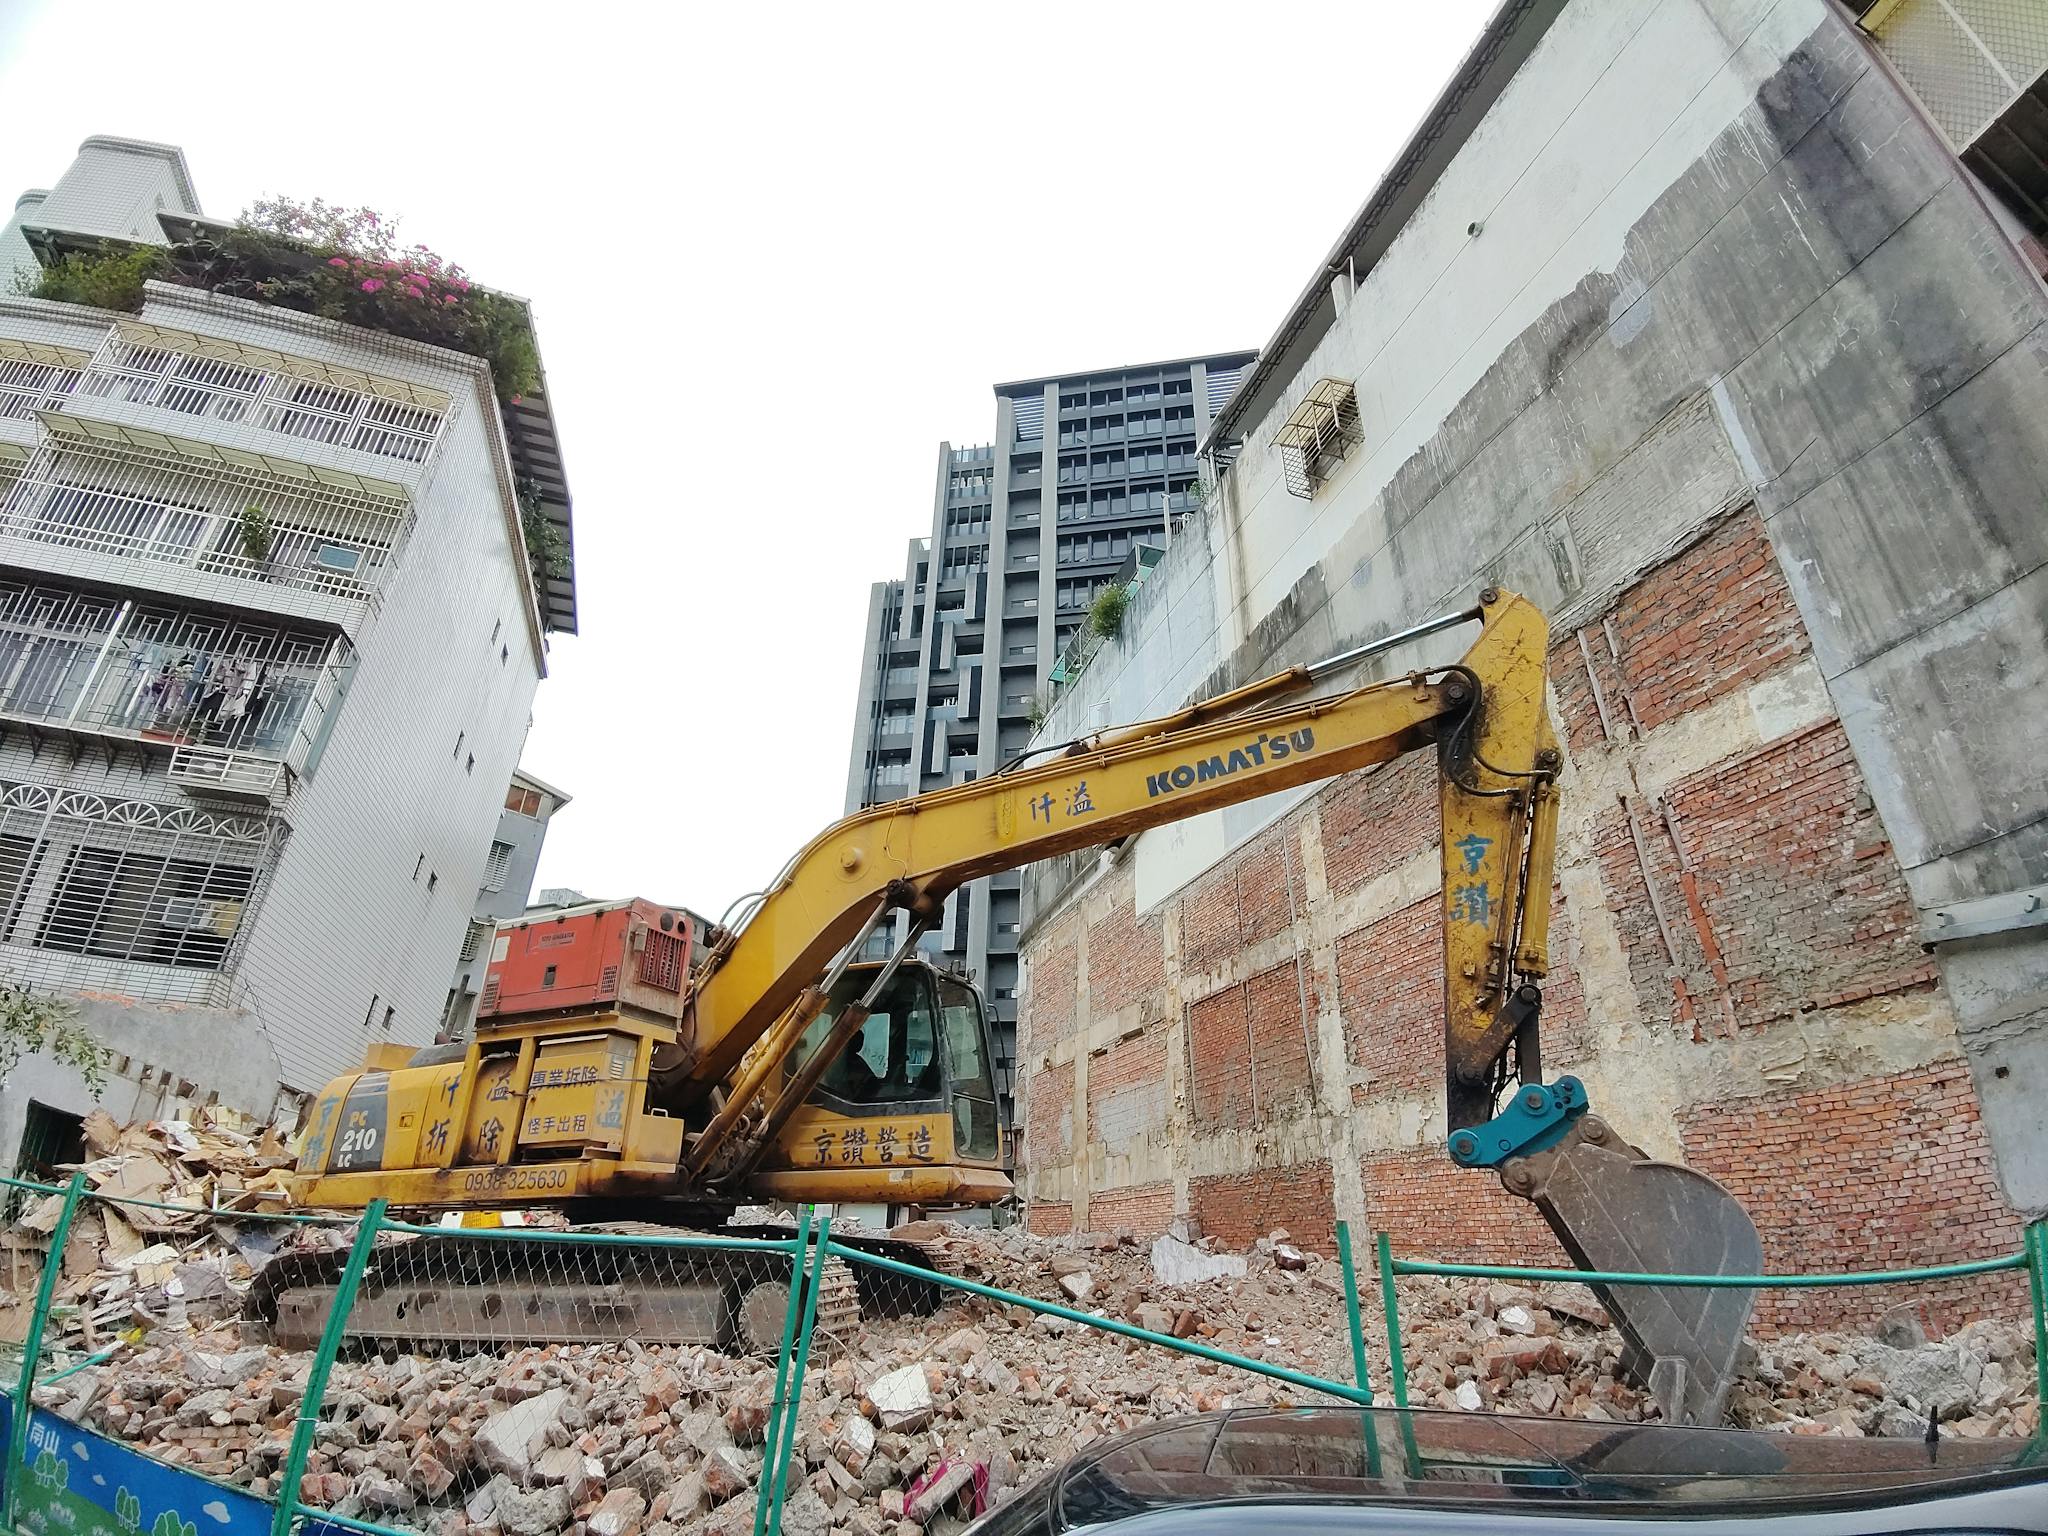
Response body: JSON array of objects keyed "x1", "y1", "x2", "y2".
[
  {"x1": 0, "y1": 418, "x2": 409, "y2": 628},
  {"x1": 0, "y1": 577, "x2": 346, "y2": 803},
  {"x1": 72, "y1": 320, "x2": 449, "y2": 472},
  {"x1": 0, "y1": 770, "x2": 281, "y2": 1002}
]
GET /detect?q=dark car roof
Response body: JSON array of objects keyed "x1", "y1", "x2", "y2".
[{"x1": 1004, "y1": 1406, "x2": 2040, "y2": 1531}]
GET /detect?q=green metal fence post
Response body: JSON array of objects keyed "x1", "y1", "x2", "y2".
[
  {"x1": 4, "y1": 1171, "x2": 85, "y2": 1529},
  {"x1": 1375, "y1": 1230, "x2": 1423, "y2": 1478},
  {"x1": 269, "y1": 1199, "x2": 387, "y2": 1536},
  {"x1": 2027, "y1": 1220, "x2": 2047, "y2": 1424},
  {"x1": 1333, "y1": 1222, "x2": 1381, "y2": 1477},
  {"x1": 753, "y1": 1209, "x2": 814, "y2": 1536},
  {"x1": 766, "y1": 1215, "x2": 832, "y2": 1536}
]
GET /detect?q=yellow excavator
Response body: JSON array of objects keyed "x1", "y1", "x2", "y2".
[{"x1": 258, "y1": 589, "x2": 1760, "y2": 1424}]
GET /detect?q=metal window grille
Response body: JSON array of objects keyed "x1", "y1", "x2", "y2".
[
  {"x1": 0, "y1": 777, "x2": 279, "y2": 981},
  {"x1": 1013, "y1": 395, "x2": 1045, "y2": 440},
  {"x1": 0, "y1": 427, "x2": 411, "y2": 601},
  {"x1": 481, "y1": 840, "x2": 513, "y2": 892},
  {"x1": 0, "y1": 357, "x2": 83, "y2": 422},
  {"x1": 76, "y1": 322, "x2": 449, "y2": 465},
  {"x1": 458, "y1": 919, "x2": 493, "y2": 963},
  {"x1": 1871, "y1": 0, "x2": 2048, "y2": 148},
  {"x1": 0, "y1": 576, "x2": 348, "y2": 767},
  {"x1": 638, "y1": 927, "x2": 685, "y2": 992},
  {"x1": 1274, "y1": 378, "x2": 1364, "y2": 499}
]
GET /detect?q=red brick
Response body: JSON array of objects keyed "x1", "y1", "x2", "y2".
[
  {"x1": 1186, "y1": 961, "x2": 1322, "y2": 1130},
  {"x1": 1088, "y1": 1029, "x2": 1170, "y2": 1148},
  {"x1": 1020, "y1": 919, "x2": 1078, "y2": 1057},
  {"x1": 1594, "y1": 723, "x2": 1934, "y2": 1037},
  {"x1": 1320, "y1": 753, "x2": 1437, "y2": 897},
  {"x1": 1336, "y1": 898, "x2": 1442, "y2": 1096},
  {"x1": 1086, "y1": 1183, "x2": 1174, "y2": 1236},
  {"x1": 1088, "y1": 899, "x2": 1166, "y2": 1019},
  {"x1": 1024, "y1": 1061, "x2": 1073, "y2": 1172},
  {"x1": 1181, "y1": 818, "x2": 1300, "y2": 977},
  {"x1": 1027, "y1": 1202, "x2": 1072, "y2": 1236},
  {"x1": 1679, "y1": 1061, "x2": 2026, "y2": 1333},
  {"x1": 1190, "y1": 1161, "x2": 1335, "y2": 1253},
  {"x1": 1361, "y1": 1145, "x2": 1567, "y2": 1266}
]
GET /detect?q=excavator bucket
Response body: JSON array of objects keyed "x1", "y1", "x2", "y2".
[{"x1": 1502, "y1": 1116, "x2": 1761, "y2": 1426}]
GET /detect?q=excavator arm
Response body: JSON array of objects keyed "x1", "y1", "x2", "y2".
[{"x1": 677, "y1": 586, "x2": 1759, "y2": 1424}]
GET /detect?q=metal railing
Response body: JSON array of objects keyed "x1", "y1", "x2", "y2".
[
  {"x1": 2, "y1": 1169, "x2": 2040, "y2": 1536},
  {"x1": 0, "y1": 436, "x2": 407, "y2": 604},
  {"x1": 77, "y1": 340, "x2": 444, "y2": 467}
]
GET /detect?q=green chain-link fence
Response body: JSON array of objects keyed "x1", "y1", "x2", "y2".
[{"x1": 3, "y1": 1170, "x2": 2042, "y2": 1536}]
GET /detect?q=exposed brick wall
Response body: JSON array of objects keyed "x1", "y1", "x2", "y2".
[
  {"x1": 1361, "y1": 1146, "x2": 1568, "y2": 1267},
  {"x1": 1181, "y1": 818, "x2": 1299, "y2": 977},
  {"x1": 1085, "y1": 1181, "x2": 1175, "y2": 1236},
  {"x1": 1594, "y1": 723, "x2": 1934, "y2": 1039},
  {"x1": 1088, "y1": 1028, "x2": 1169, "y2": 1149},
  {"x1": 1680, "y1": 1061, "x2": 2027, "y2": 1334},
  {"x1": 1027, "y1": 1201, "x2": 1072, "y2": 1237},
  {"x1": 1662, "y1": 724, "x2": 1935, "y2": 1022},
  {"x1": 1320, "y1": 752, "x2": 1437, "y2": 897},
  {"x1": 1336, "y1": 897, "x2": 1443, "y2": 1098},
  {"x1": 1024, "y1": 1061, "x2": 1073, "y2": 1171},
  {"x1": 1191, "y1": 1160, "x2": 1335, "y2": 1253},
  {"x1": 1019, "y1": 921, "x2": 1078, "y2": 1059},
  {"x1": 1186, "y1": 961, "x2": 1322, "y2": 1130},
  {"x1": 1088, "y1": 899, "x2": 1165, "y2": 1019},
  {"x1": 1568, "y1": 509, "x2": 1808, "y2": 744}
]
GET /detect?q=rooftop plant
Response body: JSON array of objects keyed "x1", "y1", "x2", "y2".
[{"x1": 18, "y1": 195, "x2": 539, "y2": 404}]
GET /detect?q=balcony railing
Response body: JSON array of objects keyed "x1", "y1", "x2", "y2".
[
  {"x1": 0, "y1": 356, "x2": 83, "y2": 423},
  {"x1": 0, "y1": 426, "x2": 407, "y2": 604},
  {"x1": 0, "y1": 577, "x2": 345, "y2": 792},
  {"x1": 76, "y1": 322, "x2": 449, "y2": 467}
]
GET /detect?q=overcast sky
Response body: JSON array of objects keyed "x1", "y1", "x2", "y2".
[{"x1": 0, "y1": 1, "x2": 1496, "y2": 919}]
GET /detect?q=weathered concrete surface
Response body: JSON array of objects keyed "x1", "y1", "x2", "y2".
[
  {"x1": 0, "y1": 992, "x2": 282, "y2": 1169},
  {"x1": 1021, "y1": 0, "x2": 2048, "y2": 1254}
]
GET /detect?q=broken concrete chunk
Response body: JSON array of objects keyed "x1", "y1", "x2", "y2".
[
  {"x1": 868, "y1": 1363, "x2": 935, "y2": 1433},
  {"x1": 1150, "y1": 1233, "x2": 1247, "y2": 1286},
  {"x1": 1057, "y1": 1271, "x2": 1094, "y2": 1303},
  {"x1": 475, "y1": 1385, "x2": 569, "y2": 1481}
]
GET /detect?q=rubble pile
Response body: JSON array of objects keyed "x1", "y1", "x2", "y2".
[
  {"x1": 1, "y1": 1109, "x2": 312, "y2": 1347},
  {"x1": 8, "y1": 1212, "x2": 2037, "y2": 1536}
]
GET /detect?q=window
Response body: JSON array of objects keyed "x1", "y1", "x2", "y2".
[
  {"x1": 34, "y1": 846, "x2": 256, "y2": 970},
  {"x1": 506, "y1": 784, "x2": 543, "y2": 817},
  {"x1": 800, "y1": 968, "x2": 940, "y2": 1108},
  {"x1": 937, "y1": 975, "x2": 999, "y2": 1157},
  {"x1": 458, "y1": 920, "x2": 493, "y2": 962},
  {"x1": 481, "y1": 840, "x2": 514, "y2": 893}
]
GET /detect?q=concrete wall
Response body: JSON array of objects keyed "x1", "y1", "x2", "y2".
[{"x1": 1018, "y1": 0, "x2": 2048, "y2": 1325}]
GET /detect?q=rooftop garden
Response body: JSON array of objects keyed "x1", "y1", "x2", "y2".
[{"x1": 17, "y1": 196, "x2": 538, "y2": 405}]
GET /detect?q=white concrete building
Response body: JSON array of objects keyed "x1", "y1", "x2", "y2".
[{"x1": 0, "y1": 137, "x2": 578, "y2": 1172}]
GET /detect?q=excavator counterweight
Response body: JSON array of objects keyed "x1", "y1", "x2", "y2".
[{"x1": 273, "y1": 589, "x2": 1760, "y2": 1421}]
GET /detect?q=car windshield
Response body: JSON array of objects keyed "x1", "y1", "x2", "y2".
[{"x1": 1051, "y1": 1408, "x2": 2038, "y2": 1526}]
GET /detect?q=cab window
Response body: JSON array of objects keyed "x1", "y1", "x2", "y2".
[{"x1": 801, "y1": 968, "x2": 940, "y2": 1108}]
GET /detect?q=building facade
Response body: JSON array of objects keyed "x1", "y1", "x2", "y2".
[
  {"x1": 844, "y1": 353, "x2": 1254, "y2": 1103},
  {"x1": 0, "y1": 137, "x2": 578, "y2": 1168},
  {"x1": 442, "y1": 766, "x2": 570, "y2": 1036},
  {"x1": 1016, "y1": 0, "x2": 2048, "y2": 1334}
]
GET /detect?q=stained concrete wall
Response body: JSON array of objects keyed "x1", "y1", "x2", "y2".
[
  {"x1": 1020, "y1": 0, "x2": 2048, "y2": 1296},
  {"x1": 1, "y1": 993, "x2": 284, "y2": 1175}
]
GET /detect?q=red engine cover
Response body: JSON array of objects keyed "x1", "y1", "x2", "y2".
[{"x1": 480, "y1": 898, "x2": 694, "y2": 1021}]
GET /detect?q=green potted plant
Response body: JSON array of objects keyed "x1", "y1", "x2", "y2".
[{"x1": 240, "y1": 501, "x2": 273, "y2": 566}]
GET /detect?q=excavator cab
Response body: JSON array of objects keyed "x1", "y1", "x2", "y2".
[{"x1": 752, "y1": 957, "x2": 1011, "y2": 1209}]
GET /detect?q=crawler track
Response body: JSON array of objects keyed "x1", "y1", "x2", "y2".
[{"x1": 247, "y1": 1220, "x2": 942, "y2": 1355}]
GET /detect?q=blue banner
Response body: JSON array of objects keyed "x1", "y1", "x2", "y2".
[{"x1": 2, "y1": 1393, "x2": 351, "y2": 1536}]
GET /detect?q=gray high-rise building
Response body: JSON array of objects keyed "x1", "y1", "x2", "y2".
[{"x1": 843, "y1": 352, "x2": 1254, "y2": 1104}]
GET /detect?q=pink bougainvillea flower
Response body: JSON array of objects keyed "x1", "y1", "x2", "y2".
[
  {"x1": 443, "y1": 294, "x2": 459, "y2": 305},
  {"x1": 511, "y1": 395, "x2": 523, "y2": 406},
  {"x1": 327, "y1": 256, "x2": 348, "y2": 268},
  {"x1": 361, "y1": 279, "x2": 385, "y2": 293}
]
